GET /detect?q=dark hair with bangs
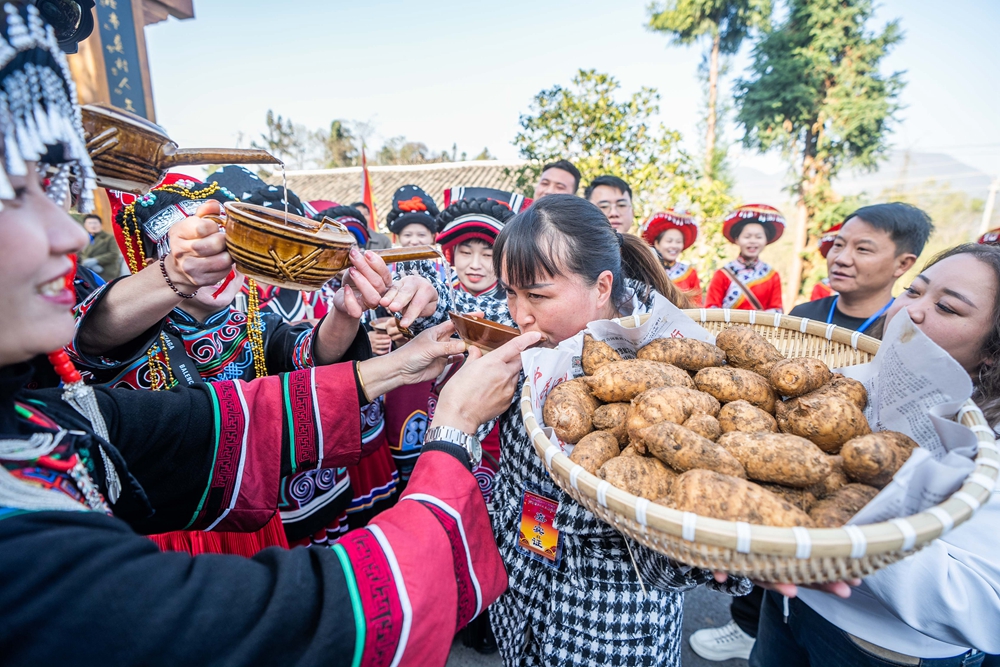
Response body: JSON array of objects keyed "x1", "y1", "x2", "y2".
[
  {"x1": 923, "y1": 243, "x2": 1000, "y2": 425},
  {"x1": 493, "y1": 195, "x2": 686, "y2": 311}
]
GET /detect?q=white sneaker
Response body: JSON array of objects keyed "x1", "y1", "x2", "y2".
[{"x1": 689, "y1": 620, "x2": 756, "y2": 661}]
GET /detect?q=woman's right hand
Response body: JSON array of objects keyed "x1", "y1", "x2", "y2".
[
  {"x1": 165, "y1": 200, "x2": 233, "y2": 289},
  {"x1": 430, "y1": 331, "x2": 543, "y2": 435}
]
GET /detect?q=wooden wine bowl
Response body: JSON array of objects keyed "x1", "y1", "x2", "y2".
[
  {"x1": 214, "y1": 201, "x2": 442, "y2": 290},
  {"x1": 81, "y1": 104, "x2": 281, "y2": 193},
  {"x1": 449, "y1": 312, "x2": 522, "y2": 352}
]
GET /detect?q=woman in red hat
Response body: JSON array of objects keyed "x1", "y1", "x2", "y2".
[
  {"x1": 979, "y1": 227, "x2": 1000, "y2": 246},
  {"x1": 706, "y1": 204, "x2": 785, "y2": 311},
  {"x1": 641, "y1": 210, "x2": 703, "y2": 306},
  {"x1": 810, "y1": 222, "x2": 843, "y2": 301}
]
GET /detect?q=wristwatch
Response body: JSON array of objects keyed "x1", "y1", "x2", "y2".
[{"x1": 424, "y1": 425, "x2": 482, "y2": 469}]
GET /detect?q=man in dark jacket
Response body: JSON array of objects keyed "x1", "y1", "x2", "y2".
[{"x1": 79, "y1": 214, "x2": 123, "y2": 278}]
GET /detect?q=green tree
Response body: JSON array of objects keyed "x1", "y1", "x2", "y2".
[
  {"x1": 375, "y1": 136, "x2": 448, "y2": 165},
  {"x1": 510, "y1": 69, "x2": 697, "y2": 224},
  {"x1": 648, "y1": 0, "x2": 772, "y2": 179},
  {"x1": 735, "y1": 0, "x2": 903, "y2": 306},
  {"x1": 252, "y1": 110, "x2": 311, "y2": 169},
  {"x1": 318, "y1": 120, "x2": 358, "y2": 168}
]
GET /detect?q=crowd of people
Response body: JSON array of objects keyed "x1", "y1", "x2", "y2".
[{"x1": 0, "y1": 4, "x2": 997, "y2": 666}]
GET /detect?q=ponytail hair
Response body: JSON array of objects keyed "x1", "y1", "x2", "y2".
[{"x1": 493, "y1": 194, "x2": 688, "y2": 311}]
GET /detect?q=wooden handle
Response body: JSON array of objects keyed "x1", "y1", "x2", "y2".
[
  {"x1": 159, "y1": 147, "x2": 282, "y2": 168},
  {"x1": 374, "y1": 245, "x2": 442, "y2": 263}
]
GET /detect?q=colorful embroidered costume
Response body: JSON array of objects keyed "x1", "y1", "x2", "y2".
[
  {"x1": 396, "y1": 261, "x2": 752, "y2": 666},
  {"x1": 706, "y1": 204, "x2": 786, "y2": 312},
  {"x1": 706, "y1": 257, "x2": 784, "y2": 311},
  {"x1": 641, "y1": 210, "x2": 703, "y2": 306},
  {"x1": 0, "y1": 362, "x2": 503, "y2": 666}
]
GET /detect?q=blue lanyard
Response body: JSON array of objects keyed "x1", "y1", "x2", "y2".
[{"x1": 826, "y1": 295, "x2": 894, "y2": 334}]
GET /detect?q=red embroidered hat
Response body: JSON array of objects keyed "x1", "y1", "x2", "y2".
[
  {"x1": 818, "y1": 222, "x2": 844, "y2": 258},
  {"x1": 435, "y1": 190, "x2": 524, "y2": 264},
  {"x1": 641, "y1": 210, "x2": 698, "y2": 250},
  {"x1": 722, "y1": 204, "x2": 786, "y2": 244},
  {"x1": 979, "y1": 228, "x2": 1000, "y2": 246}
]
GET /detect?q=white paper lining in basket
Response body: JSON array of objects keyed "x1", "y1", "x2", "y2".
[{"x1": 521, "y1": 296, "x2": 980, "y2": 525}]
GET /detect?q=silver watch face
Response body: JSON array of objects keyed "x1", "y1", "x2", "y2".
[{"x1": 428, "y1": 426, "x2": 481, "y2": 468}]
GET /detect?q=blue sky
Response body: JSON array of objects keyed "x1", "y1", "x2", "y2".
[{"x1": 144, "y1": 0, "x2": 1000, "y2": 177}]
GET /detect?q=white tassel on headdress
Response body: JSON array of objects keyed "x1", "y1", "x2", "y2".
[{"x1": 0, "y1": 3, "x2": 97, "y2": 212}]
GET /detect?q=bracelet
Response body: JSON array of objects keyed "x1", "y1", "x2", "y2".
[
  {"x1": 355, "y1": 361, "x2": 373, "y2": 404},
  {"x1": 159, "y1": 255, "x2": 198, "y2": 299}
]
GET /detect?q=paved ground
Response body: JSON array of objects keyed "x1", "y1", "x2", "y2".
[{"x1": 447, "y1": 586, "x2": 750, "y2": 666}]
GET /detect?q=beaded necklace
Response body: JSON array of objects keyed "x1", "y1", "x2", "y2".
[{"x1": 120, "y1": 182, "x2": 267, "y2": 386}]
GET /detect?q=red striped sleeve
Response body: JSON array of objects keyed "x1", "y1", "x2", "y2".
[{"x1": 187, "y1": 363, "x2": 363, "y2": 532}]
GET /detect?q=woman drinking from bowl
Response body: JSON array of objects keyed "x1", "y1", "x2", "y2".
[
  {"x1": 750, "y1": 243, "x2": 1000, "y2": 667},
  {"x1": 389, "y1": 194, "x2": 753, "y2": 666}
]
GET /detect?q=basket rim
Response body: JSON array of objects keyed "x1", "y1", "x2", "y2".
[{"x1": 522, "y1": 309, "x2": 1000, "y2": 561}]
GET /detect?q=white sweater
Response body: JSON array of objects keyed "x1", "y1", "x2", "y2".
[{"x1": 799, "y1": 487, "x2": 1000, "y2": 657}]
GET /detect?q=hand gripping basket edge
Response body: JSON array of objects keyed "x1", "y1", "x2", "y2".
[{"x1": 519, "y1": 309, "x2": 1000, "y2": 583}]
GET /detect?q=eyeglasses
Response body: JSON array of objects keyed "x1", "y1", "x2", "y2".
[{"x1": 595, "y1": 200, "x2": 633, "y2": 213}]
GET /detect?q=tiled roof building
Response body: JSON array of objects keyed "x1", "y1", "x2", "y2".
[{"x1": 276, "y1": 160, "x2": 527, "y2": 225}]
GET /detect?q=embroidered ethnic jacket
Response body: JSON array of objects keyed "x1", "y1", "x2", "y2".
[
  {"x1": 0, "y1": 362, "x2": 504, "y2": 666},
  {"x1": 705, "y1": 258, "x2": 784, "y2": 312},
  {"x1": 660, "y1": 258, "x2": 703, "y2": 307}
]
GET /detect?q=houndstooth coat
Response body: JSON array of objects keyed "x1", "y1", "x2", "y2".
[{"x1": 397, "y1": 262, "x2": 752, "y2": 666}]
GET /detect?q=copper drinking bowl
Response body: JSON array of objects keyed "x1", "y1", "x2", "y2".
[
  {"x1": 449, "y1": 312, "x2": 522, "y2": 352},
  {"x1": 217, "y1": 201, "x2": 357, "y2": 291}
]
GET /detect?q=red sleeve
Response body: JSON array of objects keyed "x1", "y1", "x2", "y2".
[
  {"x1": 763, "y1": 272, "x2": 783, "y2": 312},
  {"x1": 332, "y1": 451, "x2": 506, "y2": 667},
  {"x1": 187, "y1": 364, "x2": 362, "y2": 532},
  {"x1": 705, "y1": 269, "x2": 729, "y2": 308},
  {"x1": 687, "y1": 269, "x2": 703, "y2": 307}
]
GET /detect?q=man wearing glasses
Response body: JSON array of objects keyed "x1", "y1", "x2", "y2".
[{"x1": 585, "y1": 175, "x2": 635, "y2": 233}]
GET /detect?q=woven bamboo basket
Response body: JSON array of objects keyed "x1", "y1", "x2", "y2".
[{"x1": 520, "y1": 309, "x2": 1000, "y2": 583}]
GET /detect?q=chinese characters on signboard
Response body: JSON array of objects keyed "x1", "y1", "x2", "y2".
[{"x1": 95, "y1": 0, "x2": 148, "y2": 118}]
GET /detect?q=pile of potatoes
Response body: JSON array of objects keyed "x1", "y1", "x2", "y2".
[{"x1": 543, "y1": 327, "x2": 918, "y2": 529}]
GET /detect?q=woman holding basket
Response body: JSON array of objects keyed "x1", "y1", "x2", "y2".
[{"x1": 751, "y1": 244, "x2": 1000, "y2": 667}]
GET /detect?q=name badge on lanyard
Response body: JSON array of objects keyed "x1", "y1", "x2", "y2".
[{"x1": 516, "y1": 488, "x2": 563, "y2": 569}]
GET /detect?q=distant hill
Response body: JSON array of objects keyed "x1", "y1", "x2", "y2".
[{"x1": 730, "y1": 151, "x2": 993, "y2": 205}]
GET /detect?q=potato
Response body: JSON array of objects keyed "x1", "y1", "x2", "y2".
[
  {"x1": 582, "y1": 334, "x2": 623, "y2": 376},
  {"x1": 683, "y1": 413, "x2": 722, "y2": 441},
  {"x1": 586, "y1": 359, "x2": 695, "y2": 403},
  {"x1": 717, "y1": 431, "x2": 832, "y2": 488},
  {"x1": 694, "y1": 367, "x2": 776, "y2": 413},
  {"x1": 620, "y1": 444, "x2": 642, "y2": 457},
  {"x1": 592, "y1": 403, "x2": 630, "y2": 446},
  {"x1": 598, "y1": 455, "x2": 677, "y2": 499},
  {"x1": 636, "y1": 422, "x2": 746, "y2": 478},
  {"x1": 809, "y1": 483, "x2": 879, "y2": 527},
  {"x1": 770, "y1": 357, "x2": 832, "y2": 398},
  {"x1": 659, "y1": 469, "x2": 814, "y2": 527},
  {"x1": 636, "y1": 337, "x2": 726, "y2": 371},
  {"x1": 714, "y1": 326, "x2": 785, "y2": 377},
  {"x1": 569, "y1": 431, "x2": 621, "y2": 475},
  {"x1": 783, "y1": 394, "x2": 871, "y2": 453},
  {"x1": 810, "y1": 374, "x2": 868, "y2": 411},
  {"x1": 841, "y1": 431, "x2": 917, "y2": 488},
  {"x1": 718, "y1": 400, "x2": 778, "y2": 434},
  {"x1": 542, "y1": 378, "x2": 599, "y2": 444},
  {"x1": 626, "y1": 386, "x2": 721, "y2": 440},
  {"x1": 806, "y1": 455, "x2": 848, "y2": 499},
  {"x1": 760, "y1": 483, "x2": 818, "y2": 513}
]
